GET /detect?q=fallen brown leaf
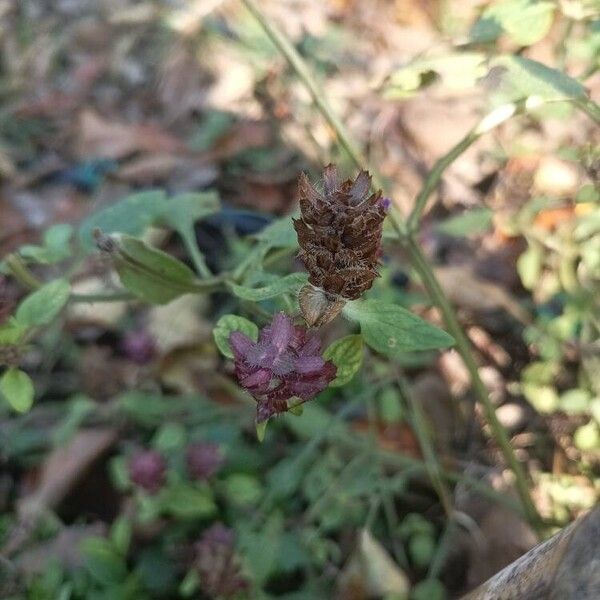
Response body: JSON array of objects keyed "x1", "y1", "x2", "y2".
[{"x1": 76, "y1": 110, "x2": 186, "y2": 160}]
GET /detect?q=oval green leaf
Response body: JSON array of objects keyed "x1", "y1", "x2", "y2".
[
  {"x1": 343, "y1": 299, "x2": 454, "y2": 356},
  {"x1": 0, "y1": 367, "x2": 34, "y2": 412},
  {"x1": 323, "y1": 334, "x2": 363, "y2": 387},
  {"x1": 78, "y1": 190, "x2": 167, "y2": 250},
  {"x1": 112, "y1": 235, "x2": 198, "y2": 304},
  {"x1": 158, "y1": 484, "x2": 216, "y2": 519},
  {"x1": 213, "y1": 314, "x2": 258, "y2": 359},
  {"x1": 15, "y1": 279, "x2": 71, "y2": 328},
  {"x1": 491, "y1": 55, "x2": 587, "y2": 103},
  {"x1": 81, "y1": 537, "x2": 128, "y2": 585}
]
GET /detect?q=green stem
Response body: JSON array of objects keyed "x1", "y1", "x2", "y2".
[
  {"x1": 576, "y1": 98, "x2": 600, "y2": 125},
  {"x1": 402, "y1": 235, "x2": 541, "y2": 530},
  {"x1": 4, "y1": 254, "x2": 43, "y2": 290},
  {"x1": 70, "y1": 291, "x2": 134, "y2": 303},
  {"x1": 396, "y1": 372, "x2": 454, "y2": 518},
  {"x1": 240, "y1": 0, "x2": 385, "y2": 190},
  {"x1": 180, "y1": 228, "x2": 212, "y2": 279},
  {"x1": 365, "y1": 392, "x2": 409, "y2": 568},
  {"x1": 407, "y1": 130, "x2": 480, "y2": 232}
]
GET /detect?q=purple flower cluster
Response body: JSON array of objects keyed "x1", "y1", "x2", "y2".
[
  {"x1": 120, "y1": 329, "x2": 156, "y2": 364},
  {"x1": 128, "y1": 450, "x2": 166, "y2": 494},
  {"x1": 185, "y1": 442, "x2": 223, "y2": 480},
  {"x1": 194, "y1": 523, "x2": 248, "y2": 598},
  {"x1": 229, "y1": 313, "x2": 336, "y2": 422}
]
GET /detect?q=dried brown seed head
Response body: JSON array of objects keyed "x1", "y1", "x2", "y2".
[{"x1": 294, "y1": 165, "x2": 387, "y2": 320}]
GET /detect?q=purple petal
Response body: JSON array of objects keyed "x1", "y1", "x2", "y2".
[
  {"x1": 287, "y1": 379, "x2": 324, "y2": 399},
  {"x1": 246, "y1": 341, "x2": 278, "y2": 368},
  {"x1": 256, "y1": 397, "x2": 287, "y2": 422},
  {"x1": 294, "y1": 355, "x2": 325, "y2": 374},
  {"x1": 271, "y1": 351, "x2": 295, "y2": 376},
  {"x1": 349, "y1": 170, "x2": 371, "y2": 204},
  {"x1": 379, "y1": 197, "x2": 392, "y2": 212},
  {"x1": 269, "y1": 312, "x2": 293, "y2": 353},
  {"x1": 241, "y1": 368, "x2": 272, "y2": 389},
  {"x1": 297, "y1": 334, "x2": 321, "y2": 356},
  {"x1": 229, "y1": 331, "x2": 255, "y2": 358}
]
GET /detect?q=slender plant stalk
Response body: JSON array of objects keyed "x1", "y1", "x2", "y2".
[
  {"x1": 181, "y1": 231, "x2": 212, "y2": 279},
  {"x1": 576, "y1": 97, "x2": 600, "y2": 125},
  {"x1": 4, "y1": 254, "x2": 43, "y2": 290},
  {"x1": 70, "y1": 291, "x2": 134, "y2": 303},
  {"x1": 240, "y1": 0, "x2": 385, "y2": 191},
  {"x1": 396, "y1": 372, "x2": 454, "y2": 518},
  {"x1": 365, "y1": 393, "x2": 410, "y2": 567},
  {"x1": 402, "y1": 235, "x2": 541, "y2": 528},
  {"x1": 407, "y1": 130, "x2": 480, "y2": 232},
  {"x1": 240, "y1": 0, "x2": 542, "y2": 528}
]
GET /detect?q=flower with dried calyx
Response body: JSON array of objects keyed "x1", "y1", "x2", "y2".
[
  {"x1": 293, "y1": 164, "x2": 388, "y2": 327},
  {"x1": 229, "y1": 312, "x2": 336, "y2": 423}
]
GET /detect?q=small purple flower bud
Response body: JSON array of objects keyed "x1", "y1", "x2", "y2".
[
  {"x1": 185, "y1": 442, "x2": 224, "y2": 480},
  {"x1": 195, "y1": 523, "x2": 248, "y2": 598},
  {"x1": 380, "y1": 197, "x2": 392, "y2": 212},
  {"x1": 229, "y1": 312, "x2": 337, "y2": 422},
  {"x1": 129, "y1": 450, "x2": 167, "y2": 494},
  {"x1": 120, "y1": 330, "x2": 156, "y2": 364}
]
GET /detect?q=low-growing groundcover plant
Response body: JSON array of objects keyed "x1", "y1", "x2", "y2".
[{"x1": 1, "y1": 1, "x2": 599, "y2": 599}]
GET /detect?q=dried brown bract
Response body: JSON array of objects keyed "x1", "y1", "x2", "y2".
[{"x1": 294, "y1": 165, "x2": 388, "y2": 326}]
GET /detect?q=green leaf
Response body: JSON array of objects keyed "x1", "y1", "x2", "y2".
[
  {"x1": 79, "y1": 190, "x2": 167, "y2": 250},
  {"x1": 490, "y1": 55, "x2": 587, "y2": 103},
  {"x1": 323, "y1": 335, "x2": 363, "y2": 387},
  {"x1": 517, "y1": 244, "x2": 543, "y2": 290},
  {"x1": 158, "y1": 484, "x2": 216, "y2": 519},
  {"x1": 412, "y1": 579, "x2": 446, "y2": 600},
  {"x1": 19, "y1": 224, "x2": 74, "y2": 264},
  {"x1": 254, "y1": 217, "x2": 299, "y2": 250},
  {"x1": 161, "y1": 191, "x2": 220, "y2": 231},
  {"x1": 560, "y1": 389, "x2": 591, "y2": 415},
  {"x1": 15, "y1": 279, "x2": 71, "y2": 328},
  {"x1": 470, "y1": 0, "x2": 555, "y2": 46},
  {"x1": 112, "y1": 235, "x2": 199, "y2": 304},
  {"x1": 213, "y1": 314, "x2": 258, "y2": 359},
  {"x1": 384, "y1": 52, "x2": 487, "y2": 99},
  {"x1": 0, "y1": 368, "x2": 34, "y2": 412},
  {"x1": 81, "y1": 537, "x2": 128, "y2": 585},
  {"x1": 343, "y1": 300, "x2": 454, "y2": 356},
  {"x1": 227, "y1": 272, "x2": 308, "y2": 301},
  {"x1": 0, "y1": 319, "x2": 27, "y2": 345},
  {"x1": 223, "y1": 473, "x2": 263, "y2": 507},
  {"x1": 152, "y1": 422, "x2": 187, "y2": 452},
  {"x1": 409, "y1": 532, "x2": 436, "y2": 568},
  {"x1": 574, "y1": 420, "x2": 599, "y2": 452},
  {"x1": 522, "y1": 383, "x2": 559, "y2": 413},
  {"x1": 436, "y1": 208, "x2": 493, "y2": 237},
  {"x1": 256, "y1": 419, "x2": 268, "y2": 442},
  {"x1": 110, "y1": 517, "x2": 132, "y2": 555}
]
